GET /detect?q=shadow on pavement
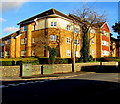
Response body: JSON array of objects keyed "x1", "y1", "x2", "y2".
[
  {"x1": 81, "y1": 65, "x2": 119, "y2": 73},
  {"x1": 2, "y1": 78, "x2": 120, "y2": 104}
]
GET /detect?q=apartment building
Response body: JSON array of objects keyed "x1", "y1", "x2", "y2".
[
  {"x1": 0, "y1": 8, "x2": 111, "y2": 59},
  {"x1": 110, "y1": 37, "x2": 120, "y2": 57}
]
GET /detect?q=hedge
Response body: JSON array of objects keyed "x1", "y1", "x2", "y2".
[{"x1": 1, "y1": 57, "x2": 73, "y2": 66}]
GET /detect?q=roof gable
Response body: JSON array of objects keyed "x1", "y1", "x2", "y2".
[
  {"x1": 18, "y1": 8, "x2": 71, "y2": 25},
  {"x1": 101, "y1": 22, "x2": 110, "y2": 32}
]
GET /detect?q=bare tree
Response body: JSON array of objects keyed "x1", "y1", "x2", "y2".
[
  {"x1": 69, "y1": 7, "x2": 106, "y2": 62},
  {"x1": 32, "y1": 27, "x2": 64, "y2": 64}
]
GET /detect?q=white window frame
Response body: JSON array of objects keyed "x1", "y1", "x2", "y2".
[
  {"x1": 102, "y1": 40, "x2": 109, "y2": 46},
  {"x1": 67, "y1": 25, "x2": 71, "y2": 31},
  {"x1": 50, "y1": 35, "x2": 57, "y2": 41},
  {"x1": 22, "y1": 26, "x2": 27, "y2": 32},
  {"x1": 1, "y1": 43, "x2": 4, "y2": 46},
  {"x1": 102, "y1": 50, "x2": 109, "y2": 55},
  {"x1": 74, "y1": 28, "x2": 79, "y2": 34},
  {"x1": 6, "y1": 39, "x2": 10, "y2": 44},
  {"x1": 5, "y1": 51, "x2": 10, "y2": 56},
  {"x1": 90, "y1": 29, "x2": 96, "y2": 34},
  {"x1": 91, "y1": 49, "x2": 95, "y2": 55},
  {"x1": 75, "y1": 51, "x2": 80, "y2": 57},
  {"x1": 21, "y1": 38, "x2": 27, "y2": 44},
  {"x1": 66, "y1": 50, "x2": 71, "y2": 56},
  {"x1": 74, "y1": 40, "x2": 79, "y2": 45},
  {"x1": 32, "y1": 38, "x2": 35, "y2": 43},
  {"x1": 51, "y1": 22, "x2": 57, "y2": 27},
  {"x1": 21, "y1": 50, "x2": 26, "y2": 56},
  {"x1": 91, "y1": 39, "x2": 94, "y2": 44},
  {"x1": 32, "y1": 50, "x2": 35, "y2": 56},
  {"x1": 66, "y1": 38, "x2": 71, "y2": 44},
  {"x1": 1, "y1": 52, "x2": 4, "y2": 57}
]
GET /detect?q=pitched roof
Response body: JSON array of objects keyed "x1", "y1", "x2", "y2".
[
  {"x1": 93, "y1": 22, "x2": 106, "y2": 28},
  {"x1": 18, "y1": 8, "x2": 71, "y2": 25},
  {"x1": 1, "y1": 31, "x2": 20, "y2": 40}
]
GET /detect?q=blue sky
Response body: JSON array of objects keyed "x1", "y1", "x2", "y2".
[{"x1": 1, "y1": 1, "x2": 119, "y2": 38}]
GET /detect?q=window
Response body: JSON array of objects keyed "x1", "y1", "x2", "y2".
[
  {"x1": 32, "y1": 50, "x2": 35, "y2": 56},
  {"x1": 66, "y1": 50, "x2": 71, "y2": 56},
  {"x1": 91, "y1": 39, "x2": 94, "y2": 44},
  {"x1": 1, "y1": 43, "x2": 4, "y2": 46},
  {"x1": 90, "y1": 29, "x2": 96, "y2": 34},
  {"x1": 75, "y1": 51, "x2": 80, "y2": 57},
  {"x1": 32, "y1": 24, "x2": 35, "y2": 31},
  {"x1": 74, "y1": 28, "x2": 79, "y2": 34},
  {"x1": 1, "y1": 52, "x2": 4, "y2": 57},
  {"x1": 50, "y1": 35, "x2": 57, "y2": 41},
  {"x1": 67, "y1": 25, "x2": 70, "y2": 31},
  {"x1": 74, "y1": 40, "x2": 79, "y2": 45},
  {"x1": 102, "y1": 31, "x2": 109, "y2": 37},
  {"x1": 21, "y1": 38, "x2": 27, "y2": 44},
  {"x1": 102, "y1": 50, "x2": 109, "y2": 55},
  {"x1": 102, "y1": 40, "x2": 109, "y2": 46},
  {"x1": 51, "y1": 22, "x2": 57, "y2": 27},
  {"x1": 5, "y1": 51, "x2": 10, "y2": 56},
  {"x1": 6, "y1": 39, "x2": 10, "y2": 44},
  {"x1": 32, "y1": 38, "x2": 35, "y2": 43},
  {"x1": 21, "y1": 51, "x2": 26, "y2": 56},
  {"x1": 92, "y1": 50, "x2": 94, "y2": 54},
  {"x1": 22, "y1": 26, "x2": 27, "y2": 31},
  {"x1": 66, "y1": 38, "x2": 70, "y2": 44}
]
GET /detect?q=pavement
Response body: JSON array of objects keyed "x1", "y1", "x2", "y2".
[{"x1": 0, "y1": 71, "x2": 95, "y2": 81}]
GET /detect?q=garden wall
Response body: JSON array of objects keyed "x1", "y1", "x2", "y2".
[{"x1": 0, "y1": 62, "x2": 119, "y2": 77}]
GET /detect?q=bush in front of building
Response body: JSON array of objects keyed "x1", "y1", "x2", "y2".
[
  {"x1": 1, "y1": 61, "x2": 15, "y2": 66},
  {"x1": 55, "y1": 58, "x2": 68, "y2": 64},
  {"x1": 88, "y1": 55, "x2": 94, "y2": 62}
]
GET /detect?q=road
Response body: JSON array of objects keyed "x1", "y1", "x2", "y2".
[{"x1": 1, "y1": 72, "x2": 120, "y2": 104}]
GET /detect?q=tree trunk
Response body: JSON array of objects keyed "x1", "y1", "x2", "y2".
[{"x1": 81, "y1": 29, "x2": 89, "y2": 62}]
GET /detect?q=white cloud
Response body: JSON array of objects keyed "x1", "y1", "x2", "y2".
[
  {"x1": 1, "y1": 0, "x2": 30, "y2": 13},
  {"x1": 4, "y1": 27, "x2": 19, "y2": 33},
  {"x1": 0, "y1": 18, "x2": 6, "y2": 22}
]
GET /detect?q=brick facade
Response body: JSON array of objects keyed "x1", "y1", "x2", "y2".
[{"x1": 0, "y1": 8, "x2": 113, "y2": 59}]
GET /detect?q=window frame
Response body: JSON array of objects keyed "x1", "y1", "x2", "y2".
[
  {"x1": 74, "y1": 40, "x2": 79, "y2": 45},
  {"x1": 74, "y1": 28, "x2": 79, "y2": 34},
  {"x1": 6, "y1": 39, "x2": 10, "y2": 44},
  {"x1": 66, "y1": 37, "x2": 71, "y2": 44},
  {"x1": 50, "y1": 22, "x2": 57, "y2": 27},
  {"x1": 21, "y1": 50, "x2": 26, "y2": 56},
  {"x1": 32, "y1": 50, "x2": 35, "y2": 56},
  {"x1": 50, "y1": 35, "x2": 57, "y2": 41},
  {"x1": 21, "y1": 38, "x2": 27, "y2": 44},
  {"x1": 1, "y1": 52, "x2": 4, "y2": 57},
  {"x1": 91, "y1": 49, "x2": 95, "y2": 55},
  {"x1": 67, "y1": 25, "x2": 71, "y2": 31},
  {"x1": 66, "y1": 50, "x2": 71, "y2": 56},
  {"x1": 91, "y1": 39, "x2": 95, "y2": 44},
  {"x1": 5, "y1": 51, "x2": 10, "y2": 56},
  {"x1": 22, "y1": 25, "x2": 27, "y2": 32},
  {"x1": 32, "y1": 38, "x2": 35, "y2": 43}
]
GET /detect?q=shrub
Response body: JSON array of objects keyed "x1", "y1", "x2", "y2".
[
  {"x1": 88, "y1": 55, "x2": 94, "y2": 62},
  {"x1": 1, "y1": 61, "x2": 15, "y2": 66},
  {"x1": 38, "y1": 58, "x2": 49, "y2": 64},
  {"x1": 55, "y1": 58, "x2": 68, "y2": 64}
]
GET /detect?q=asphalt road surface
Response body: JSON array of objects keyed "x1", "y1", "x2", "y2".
[{"x1": 1, "y1": 73, "x2": 120, "y2": 104}]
